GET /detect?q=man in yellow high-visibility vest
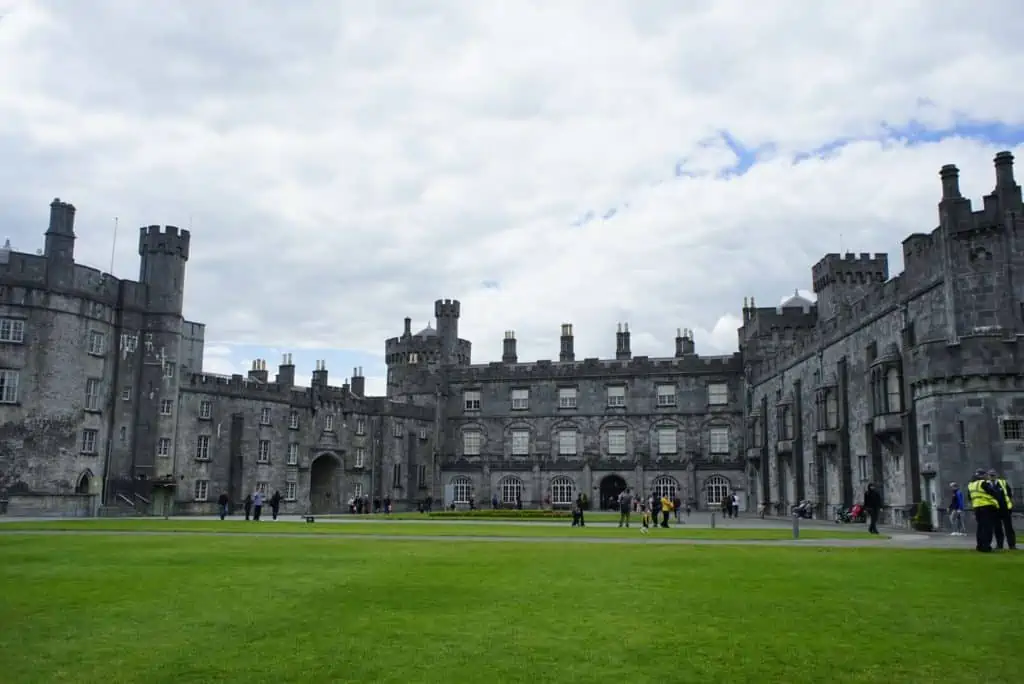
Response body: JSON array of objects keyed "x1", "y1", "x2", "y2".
[
  {"x1": 967, "y1": 469, "x2": 999, "y2": 553},
  {"x1": 988, "y1": 469, "x2": 1016, "y2": 551}
]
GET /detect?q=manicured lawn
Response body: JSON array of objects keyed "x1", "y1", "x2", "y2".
[
  {"x1": 0, "y1": 518, "x2": 878, "y2": 540},
  {"x1": 0, "y1": 534, "x2": 1020, "y2": 683}
]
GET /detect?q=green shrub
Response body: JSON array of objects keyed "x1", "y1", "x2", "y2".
[
  {"x1": 911, "y1": 501, "x2": 933, "y2": 532},
  {"x1": 426, "y1": 509, "x2": 572, "y2": 520}
]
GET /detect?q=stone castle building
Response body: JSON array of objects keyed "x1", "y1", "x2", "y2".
[{"x1": 0, "y1": 150, "x2": 1021, "y2": 522}]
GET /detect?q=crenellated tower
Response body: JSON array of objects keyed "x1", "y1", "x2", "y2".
[
  {"x1": 435, "y1": 298, "x2": 461, "y2": 365},
  {"x1": 811, "y1": 252, "x2": 889, "y2": 320},
  {"x1": 385, "y1": 299, "x2": 472, "y2": 403}
]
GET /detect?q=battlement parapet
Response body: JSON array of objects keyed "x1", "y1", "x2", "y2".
[
  {"x1": 138, "y1": 225, "x2": 190, "y2": 260},
  {"x1": 446, "y1": 353, "x2": 743, "y2": 383},
  {"x1": 907, "y1": 332, "x2": 1024, "y2": 385},
  {"x1": 434, "y1": 298, "x2": 460, "y2": 318},
  {"x1": 812, "y1": 252, "x2": 889, "y2": 293}
]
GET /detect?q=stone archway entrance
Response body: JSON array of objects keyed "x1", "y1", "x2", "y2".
[
  {"x1": 309, "y1": 453, "x2": 341, "y2": 514},
  {"x1": 599, "y1": 474, "x2": 627, "y2": 510},
  {"x1": 75, "y1": 471, "x2": 92, "y2": 494}
]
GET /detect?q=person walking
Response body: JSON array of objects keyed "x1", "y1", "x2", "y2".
[
  {"x1": 618, "y1": 489, "x2": 633, "y2": 528},
  {"x1": 217, "y1": 491, "x2": 230, "y2": 520},
  {"x1": 243, "y1": 493, "x2": 252, "y2": 521},
  {"x1": 269, "y1": 490, "x2": 283, "y2": 521},
  {"x1": 863, "y1": 484, "x2": 882, "y2": 534},
  {"x1": 989, "y1": 470, "x2": 1016, "y2": 550},
  {"x1": 948, "y1": 482, "x2": 966, "y2": 536},
  {"x1": 967, "y1": 469, "x2": 999, "y2": 553},
  {"x1": 252, "y1": 489, "x2": 264, "y2": 521}
]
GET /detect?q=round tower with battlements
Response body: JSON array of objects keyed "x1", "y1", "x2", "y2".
[{"x1": 385, "y1": 299, "x2": 472, "y2": 401}]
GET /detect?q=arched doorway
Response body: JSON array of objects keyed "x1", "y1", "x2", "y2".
[
  {"x1": 309, "y1": 453, "x2": 341, "y2": 514},
  {"x1": 75, "y1": 471, "x2": 92, "y2": 494},
  {"x1": 599, "y1": 474, "x2": 627, "y2": 509}
]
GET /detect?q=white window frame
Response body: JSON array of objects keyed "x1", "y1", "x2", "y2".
[
  {"x1": 121, "y1": 386, "x2": 132, "y2": 402},
  {"x1": 709, "y1": 427, "x2": 730, "y2": 454},
  {"x1": 500, "y1": 477, "x2": 522, "y2": 504},
  {"x1": 921, "y1": 423, "x2": 932, "y2": 447},
  {"x1": 285, "y1": 481, "x2": 297, "y2": 501},
  {"x1": 705, "y1": 475, "x2": 730, "y2": 506},
  {"x1": 462, "y1": 430, "x2": 482, "y2": 456},
  {"x1": 257, "y1": 440, "x2": 271, "y2": 463},
  {"x1": 198, "y1": 400, "x2": 211, "y2": 419},
  {"x1": 1002, "y1": 419, "x2": 1024, "y2": 441},
  {"x1": 260, "y1": 407, "x2": 271, "y2": 425},
  {"x1": 87, "y1": 330, "x2": 105, "y2": 355},
  {"x1": 393, "y1": 421, "x2": 404, "y2": 438},
  {"x1": 656, "y1": 384, "x2": 676, "y2": 407},
  {"x1": 0, "y1": 318, "x2": 25, "y2": 343},
  {"x1": 288, "y1": 411, "x2": 300, "y2": 429},
  {"x1": 464, "y1": 390, "x2": 481, "y2": 411},
  {"x1": 657, "y1": 427, "x2": 677, "y2": 454},
  {"x1": 419, "y1": 427, "x2": 428, "y2": 440},
  {"x1": 606, "y1": 385, "x2": 625, "y2": 407},
  {"x1": 408, "y1": 352, "x2": 419, "y2": 364},
  {"x1": 452, "y1": 477, "x2": 473, "y2": 504},
  {"x1": 558, "y1": 387, "x2": 577, "y2": 409},
  {"x1": 195, "y1": 435, "x2": 211, "y2": 461},
  {"x1": 355, "y1": 447, "x2": 365, "y2": 468},
  {"x1": 558, "y1": 429, "x2": 577, "y2": 455},
  {"x1": 84, "y1": 378, "x2": 101, "y2": 411},
  {"x1": 825, "y1": 390, "x2": 839, "y2": 429},
  {"x1": 550, "y1": 477, "x2": 574, "y2": 505},
  {"x1": 511, "y1": 388, "x2": 529, "y2": 410},
  {"x1": 193, "y1": 480, "x2": 209, "y2": 502},
  {"x1": 510, "y1": 429, "x2": 530, "y2": 456},
  {"x1": 157, "y1": 437, "x2": 171, "y2": 457},
  {"x1": 81, "y1": 429, "x2": 98, "y2": 454},
  {"x1": 356, "y1": 418, "x2": 366, "y2": 435},
  {"x1": 160, "y1": 399, "x2": 173, "y2": 416},
  {"x1": 607, "y1": 428, "x2": 626, "y2": 455},
  {"x1": 391, "y1": 463, "x2": 402, "y2": 486},
  {"x1": 0, "y1": 369, "x2": 18, "y2": 404},
  {"x1": 885, "y1": 367, "x2": 902, "y2": 413},
  {"x1": 708, "y1": 383, "x2": 728, "y2": 406},
  {"x1": 162, "y1": 361, "x2": 176, "y2": 379},
  {"x1": 417, "y1": 464, "x2": 427, "y2": 488},
  {"x1": 325, "y1": 414, "x2": 334, "y2": 431},
  {"x1": 256, "y1": 481, "x2": 269, "y2": 495},
  {"x1": 287, "y1": 443, "x2": 299, "y2": 465},
  {"x1": 353, "y1": 482, "x2": 364, "y2": 498},
  {"x1": 653, "y1": 476, "x2": 677, "y2": 499}
]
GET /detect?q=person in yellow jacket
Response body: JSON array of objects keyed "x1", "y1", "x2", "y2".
[
  {"x1": 988, "y1": 469, "x2": 1016, "y2": 550},
  {"x1": 659, "y1": 495, "x2": 673, "y2": 528},
  {"x1": 967, "y1": 469, "x2": 1000, "y2": 553}
]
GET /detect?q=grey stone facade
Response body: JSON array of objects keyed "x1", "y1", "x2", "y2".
[
  {"x1": 742, "y1": 150, "x2": 1024, "y2": 527},
  {"x1": 2, "y1": 150, "x2": 1021, "y2": 519}
]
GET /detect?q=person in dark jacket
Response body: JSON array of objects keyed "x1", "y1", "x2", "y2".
[
  {"x1": 863, "y1": 484, "x2": 882, "y2": 534},
  {"x1": 988, "y1": 469, "x2": 1016, "y2": 550},
  {"x1": 243, "y1": 493, "x2": 253, "y2": 521},
  {"x1": 217, "y1": 492, "x2": 230, "y2": 520},
  {"x1": 269, "y1": 490, "x2": 283, "y2": 521},
  {"x1": 968, "y1": 469, "x2": 1000, "y2": 552}
]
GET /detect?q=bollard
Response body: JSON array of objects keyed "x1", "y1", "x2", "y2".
[
  {"x1": 792, "y1": 513, "x2": 800, "y2": 539},
  {"x1": 710, "y1": 511, "x2": 716, "y2": 529}
]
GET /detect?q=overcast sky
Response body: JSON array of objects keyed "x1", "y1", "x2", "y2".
[{"x1": 2, "y1": 0, "x2": 1023, "y2": 395}]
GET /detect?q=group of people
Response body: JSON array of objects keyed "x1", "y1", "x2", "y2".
[
  {"x1": 216, "y1": 490, "x2": 284, "y2": 521},
  {"x1": 964, "y1": 468, "x2": 1016, "y2": 552}
]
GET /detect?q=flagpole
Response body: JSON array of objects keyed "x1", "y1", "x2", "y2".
[{"x1": 108, "y1": 217, "x2": 119, "y2": 273}]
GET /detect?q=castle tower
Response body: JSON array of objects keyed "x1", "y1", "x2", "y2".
[
  {"x1": 812, "y1": 252, "x2": 888, "y2": 320},
  {"x1": 44, "y1": 198, "x2": 76, "y2": 284},
  {"x1": 139, "y1": 225, "x2": 190, "y2": 314},
  {"x1": 435, "y1": 298, "x2": 460, "y2": 365}
]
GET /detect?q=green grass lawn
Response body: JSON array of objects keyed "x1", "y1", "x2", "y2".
[
  {"x1": 0, "y1": 518, "x2": 878, "y2": 540},
  {"x1": 0, "y1": 534, "x2": 1020, "y2": 684}
]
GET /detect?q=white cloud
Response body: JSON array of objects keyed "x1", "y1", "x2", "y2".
[{"x1": 1, "y1": 0, "x2": 1023, "y2": 373}]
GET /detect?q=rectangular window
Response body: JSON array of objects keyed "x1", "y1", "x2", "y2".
[
  {"x1": 0, "y1": 318, "x2": 25, "y2": 343},
  {"x1": 121, "y1": 386, "x2": 132, "y2": 402},
  {"x1": 163, "y1": 361, "x2": 176, "y2": 379},
  {"x1": 256, "y1": 482, "x2": 269, "y2": 495},
  {"x1": 119, "y1": 426, "x2": 127, "y2": 443},
  {"x1": 656, "y1": 384, "x2": 676, "y2": 407},
  {"x1": 87, "y1": 330, "x2": 105, "y2": 355},
  {"x1": 708, "y1": 383, "x2": 728, "y2": 405},
  {"x1": 558, "y1": 387, "x2": 577, "y2": 409},
  {"x1": 356, "y1": 418, "x2": 366, "y2": 435},
  {"x1": 393, "y1": 421, "x2": 404, "y2": 438},
  {"x1": 325, "y1": 414, "x2": 334, "y2": 431},
  {"x1": 419, "y1": 427, "x2": 428, "y2": 440},
  {"x1": 510, "y1": 429, "x2": 530, "y2": 455},
  {"x1": 260, "y1": 407, "x2": 271, "y2": 425},
  {"x1": 1002, "y1": 419, "x2": 1023, "y2": 441},
  {"x1": 752, "y1": 418, "x2": 763, "y2": 448},
  {"x1": 780, "y1": 405, "x2": 794, "y2": 440},
  {"x1": 392, "y1": 463, "x2": 402, "y2": 486},
  {"x1": 464, "y1": 390, "x2": 481, "y2": 411},
  {"x1": 353, "y1": 482, "x2": 364, "y2": 499},
  {"x1": 81, "y1": 429, "x2": 98, "y2": 454},
  {"x1": 195, "y1": 435, "x2": 210, "y2": 460},
  {"x1": 858, "y1": 454, "x2": 868, "y2": 481},
  {"x1": 657, "y1": 427, "x2": 677, "y2": 454},
  {"x1": 709, "y1": 427, "x2": 730, "y2": 454},
  {"x1": 193, "y1": 480, "x2": 209, "y2": 502},
  {"x1": 921, "y1": 423, "x2": 932, "y2": 447},
  {"x1": 0, "y1": 369, "x2": 18, "y2": 403},
  {"x1": 958, "y1": 420, "x2": 966, "y2": 444},
  {"x1": 287, "y1": 443, "x2": 299, "y2": 465},
  {"x1": 285, "y1": 481, "x2": 297, "y2": 501},
  {"x1": 825, "y1": 390, "x2": 839, "y2": 428},
  {"x1": 157, "y1": 437, "x2": 171, "y2": 456},
  {"x1": 417, "y1": 464, "x2": 427, "y2": 488},
  {"x1": 257, "y1": 440, "x2": 270, "y2": 463},
  {"x1": 288, "y1": 411, "x2": 300, "y2": 429},
  {"x1": 198, "y1": 400, "x2": 211, "y2": 419},
  {"x1": 160, "y1": 399, "x2": 173, "y2": 416},
  {"x1": 84, "y1": 378, "x2": 101, "y2": 411},
  {"x1": 607, "y1": 428, "x2": 626, "y2": 455},
  {"x1": 606, "y1": 386, "x2": 625, "y2": 407},
  {"x1": 511, "y1": 388, "x2": 529, "y2": 410},
  {"x1": 558, "y1": 430, "x2": 577, "y2": 455},
  {"x1": 885, "y1": 368, "x2": 902, "y2": 413},
  {"x1": 462, "y1": 431, "x2": 482, "y2": 456},
  {"x1": 355, "y1": 447, "x2": 365, "y2": 468}
]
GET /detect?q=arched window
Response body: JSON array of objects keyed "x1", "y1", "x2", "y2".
[
  {"x1": 451, "y1": 476, "x2": 473, "y2": 504},
  {"x1": 705, "y1": 475, "x2": 731, "y2": 506},
  {"x1": 550, "y1": 476, "x2": 574, "y2": 506},
  {"x1": 499, "y1": 476, "x2": 522, "y2": 504},
  {"x1": 885, "y1": 367, "x2": 902, "y2": 413},
  {"x1": 652, "y1": 476, "x2": 678, "y2": 499}
]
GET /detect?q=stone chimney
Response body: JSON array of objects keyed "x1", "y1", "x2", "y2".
[
  {"x1": 247, "y1": 358, "x2": 269, "y2": 383},
  {"x1": 403, "y1": 317, "x2": 412, "y2": 337},
  {"x1": 675, "y1": 328, "x2": 695, "y2": 357},
  {"x1": 615, "y1": 322, "x2": 631, "y2": 360},
  {"x1": 559, "y1": 323, "x2": 574, "y2": 362},
  {"x1": 311, "y1": 359, "x2": 328, "y2": 387},
  {"x1": 351, "y1": 366, "x2": 365, "y2": 396},
  {"x1": 276, "y1": 353, "x2": 295, "y2": 387},
  {"x1": 502, "y1": 330, "x2": 518, "y2": 363}
]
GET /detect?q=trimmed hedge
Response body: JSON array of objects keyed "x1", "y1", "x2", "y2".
[
  {"x1": 425, "y1": 509, "x2": 573, "y2": 520},
  {"x1": 911, "y1": 501, "x2": 934, "y2": 532}
]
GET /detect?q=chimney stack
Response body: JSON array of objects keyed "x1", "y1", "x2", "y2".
[
  {"x1": 615, "y1": 322, "x2": 632, "y2": 360},
  {"x1": 248, "y1": 358, "x2": 269, "y2": 383},
  {"x1": 403, "y1": 317, "x2": 412, "y2": 337},
  {"x1": 940, "y1": 164, "x2": 961, "y2": 200},
  {"x1": 312, "y1": 359, "x2": 328, "y2": 387},
  {"x1": 276, "y1": 353, "x2": 296, "y2": 387},
  {"x1": 559, "y1": 323, "x2": 575, "y2": 362},
  {"x1": 351, "y1": 366, "x2": 365, "y2": 396},
  {"x1": 994, "y1": 150, "x2": 1016, "y2": 189},
  {"x1": 502, "y1": 330, "x2": 518, "y2": 364},
  {"x1": 674, "y1": 328, "x2": 695, "y2": 357}
]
